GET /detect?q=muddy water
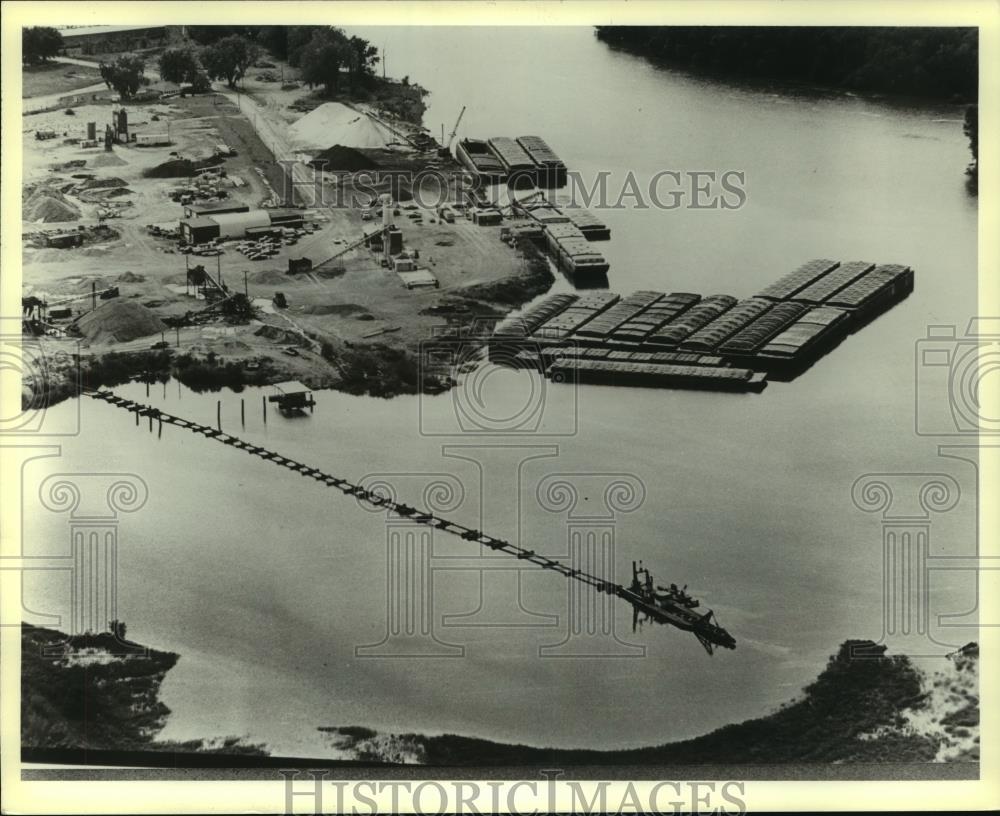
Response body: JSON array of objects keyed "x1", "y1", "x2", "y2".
[{"x1": 22, "y1": 27, "x2": 979, "y2": 757}]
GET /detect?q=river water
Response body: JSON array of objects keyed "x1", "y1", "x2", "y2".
[{"x1": 23, "y1": 27, "x2": 979, "y2": 758}]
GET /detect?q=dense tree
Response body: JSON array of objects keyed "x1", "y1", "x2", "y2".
[
  {"x1": 98, "y1": 55, "x2": 146, "y2": 101},
  {"x1": 186, "y1": 25, "x2": 255, "y2": 46},
  {"x1": 964, "y1": 105, "x2": 978, "y2": 191},
  {"x1": 22, "y1": 26, "x2": 63, "y2": 65},
  {"x1": 299, "y1": 29, "x2": 349, "y2": 95},
  {"x1": 346, "y1": 34, "x2": 379, "y2": 91},
  {"x1": 594, "y1": 26, "x2": 978, "y2": 101},
  {"x1": 257, "y1": 25, "x2": 290, "y2": 61},
  {"x1": 297, "y1": 28, "x2": 378, "y2": 96},
  {"x1": 158, "y1": 47, "x2": 202, "y2": 86},
  {"x1": 286, "y1": 25, "x2": 327, "y2": 68},
  {"x1": 201, "y1": 34, "x2": 259, "y2": 89}
]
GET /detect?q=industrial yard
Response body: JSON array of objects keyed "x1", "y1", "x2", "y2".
[{"x1": 21, "y1": 56, "x2": 558, "y2": 402}]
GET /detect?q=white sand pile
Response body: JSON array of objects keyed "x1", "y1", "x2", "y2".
[
  {"x1": 76, "y1": 300, "x2": 167, "y2": 345},
  {"x1": 288, "y1": 103, "x2": 396, "y2": 152}
]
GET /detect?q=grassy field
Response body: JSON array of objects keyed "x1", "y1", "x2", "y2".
[{"x1": 22, "y1": 62, "x2": 102, "y2": 99}]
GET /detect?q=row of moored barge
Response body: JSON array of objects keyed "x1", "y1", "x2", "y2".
[
  {"x1": 489, "y1": 258, "x2": 913, "y2": 392},
  {"x1": 455, "y1": 135, "x2": 568, "y2": 187}
]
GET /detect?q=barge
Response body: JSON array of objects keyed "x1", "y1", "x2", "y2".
[
  {"x1": 455, "y1": 138, "x2": 507, "y2": 183},
  {"x1": 679, "y1": 298, "x2": 773, "y2": 352},
  {"x1": 485, "y1": 257, "x2": 913, "y2": 391},
  {"x1": 560, "y1": 207, "x2": 611, "y2": 240},
  {"x1": 487, "y1": 137, "x2": 538, "y2": 187},
  {"x1": 546, "y1": 228, "x2": 611, "y2": 279},
  {"x1": 826, "y1": 263, "x2": 914, "y2": 331},
  {"x1": 516, "y1": 135, "x2": 568, "y2": 188},
  {"x1": 717, "y1": 301, "x2": 811, "y2": 358},
  {"x1": 753, "y1": 306, "x2": 852, "y2": 376},
  {"x1": 792, "y1": 260, "x2": 875, "y2": 304},
  {"x1": 647, "y1": 295, "x2": 737, "y2": 348},
  {"x1": 547, "y1": 359, "x2": 768, "y2": 393},
  {"x1": 757, "y1": 259, "x2": 840, "y2": 301}
]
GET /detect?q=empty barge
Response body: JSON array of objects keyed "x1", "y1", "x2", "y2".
[{"x1": 455, "y1": 138, "x2": 508, "y2": 183}]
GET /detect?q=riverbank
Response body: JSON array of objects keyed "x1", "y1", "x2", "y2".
[
  {"x1": 320, "y1": 641, "x2": 979, "y2": 766},
  {"x1": 21, "y1": 623, "x2": 266, "y2": 756},
  {"x1": 594, "y1": 26, "x2": 978, "y2": 103},
  {"x1": 23, "y1": 624, "x2": 977, "y2": 768}
]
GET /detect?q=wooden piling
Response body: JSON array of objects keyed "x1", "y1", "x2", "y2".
[
  {"x1": 217, "y1": 400, "x2": 221, "y2": 430},
  {"x1": 241, "y1": 398, "x2": 245, "y2": 428},
  {"x1": 262, "y1": 396, "x2": 267, "y2": 423}
]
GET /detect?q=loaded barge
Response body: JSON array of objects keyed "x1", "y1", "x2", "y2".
[
  {"x1": 487, "y1": 258, "x2": 913, "y2": 391},
  {"x1": 516, "y1": 135, "x2": 568, "y2": 187},
  {"x1": 487, "y1": 137, "x2": 538, "y2": 187},
  {"x1": 510, "y1": 199, "x2": 612, "y2": 280}
]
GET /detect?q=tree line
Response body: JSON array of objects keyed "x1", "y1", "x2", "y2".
[
  {"x1": 184, "y1": 25, "x2": 380, "y2": 94},
  {"x1": 22, "y1": 26, "x2": 64, "y2": 65},
  {"x1": 594, "y1": 26, "x2": 978, "y2": 101},
  {"x1": 23, "y1": 25, "x2": 380, "y2": 102}
]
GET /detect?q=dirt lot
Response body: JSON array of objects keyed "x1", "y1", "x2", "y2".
[
  {"x1": 22, "y1": 62, "x2": 103, "y2": 99},
  {"x1": 22, "y1": 83, "x2": 554, "y2": 402}
]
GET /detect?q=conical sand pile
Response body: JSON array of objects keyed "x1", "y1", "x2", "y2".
[{"x1": 289, "y1": 103, "x2": 396, "y2": 153}]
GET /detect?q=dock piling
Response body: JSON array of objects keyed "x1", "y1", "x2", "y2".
[
  {"x1": 217, "y1": 400, "x2": 221, "y2": 431},
  {"x1": 262, "y1": 396, "x2": 267, "y2": 424},
  {"x1": 241, "y1": 399, "x2": 245, "y2": 428}
]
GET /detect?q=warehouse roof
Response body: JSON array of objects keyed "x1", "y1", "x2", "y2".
[
  {"x1": 58, "y1": 24, "x2": 168, "y2": 39},
  {"x1": 208, "y1": 210, "x2": 271, "y2": 230},
  {"x1": 180, "y1": 216, "x2": 218, "y2": 230}
]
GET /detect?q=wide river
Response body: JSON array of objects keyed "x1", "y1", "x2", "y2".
[{"x1": 23, "y1": 27, "x2": 979, "y2": 757}]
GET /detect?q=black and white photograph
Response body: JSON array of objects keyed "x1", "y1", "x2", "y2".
[{"x1": 1, "y1": 1, "x2": 997, "y2": 813}]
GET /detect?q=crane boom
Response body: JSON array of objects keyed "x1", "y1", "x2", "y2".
[{"x1": 445, "y1": 105, "x2": 466, "y2": 150}]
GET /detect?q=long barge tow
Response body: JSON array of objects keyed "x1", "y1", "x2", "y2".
[{"x1": 84, "y1": 389, "x2": 737, "y2": 655}]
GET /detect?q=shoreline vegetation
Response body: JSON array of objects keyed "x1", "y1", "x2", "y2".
[
  {"x1": 593, "y1": 26, "x2": 978, "y2": 103},
  {"x1": 23, "y1": 623, "x2": 978, "y2": 766},
  {"x1": 594, "y1": 27, "x2": 980, "y2": 196}
]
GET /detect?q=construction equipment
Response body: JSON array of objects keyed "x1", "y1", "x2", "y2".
[{"x1": 438, "y1": 105, "x2": 466, "y2": 157}]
